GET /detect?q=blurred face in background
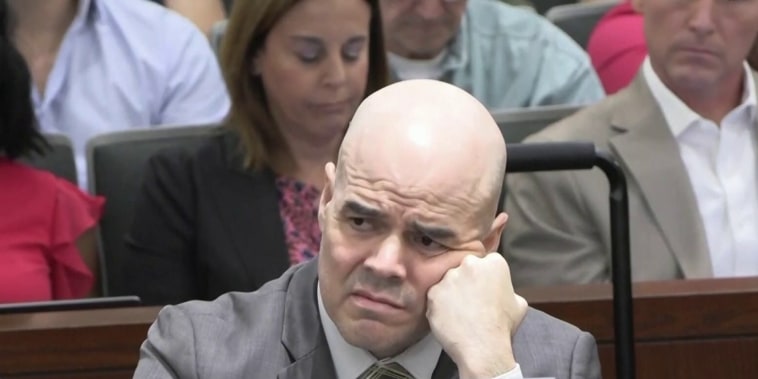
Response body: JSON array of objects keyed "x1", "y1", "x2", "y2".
[
  {"x1": 380, "y1": 0, "x2": 468, "y2": 59},
  {"x1": 254, "y1": 0, "x2": 371, "y2": 145},
  {"x1": 637, "y1": 0, "x2": 758, "y2": 93}
]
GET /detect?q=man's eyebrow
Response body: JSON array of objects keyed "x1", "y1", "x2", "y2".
[
  {"x1": 410, "y1": 221, "x2": 458, "y2": 241},
  {"x1": 342, "y1": 200, "x2": 382, "y2": 218}
]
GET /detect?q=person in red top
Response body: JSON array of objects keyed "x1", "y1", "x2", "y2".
[
  {"x1": 586, "y1": 0, "x2": 647, "y2": 94},
  {"x1": 0, "y1": 2, "x2": 104, "y2": 303}
]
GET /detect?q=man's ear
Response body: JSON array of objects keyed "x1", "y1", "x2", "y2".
[
  {"x1": 318, "y1": 162, "x2": 337, "y2": 227},
  {"x1": 481, "y1": 212, "x2": 508, "y2": 253}
]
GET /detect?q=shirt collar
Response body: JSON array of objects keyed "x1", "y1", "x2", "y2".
[
  {"x1": 642, "y1": 56, "x2": 757, "y2": 137},
  {"x1": 439, "y1": 5, "x2": 470, "y2": 72},
  {"x1": 317, "y1": 282, "x2": 443, "y2": 379},
  {"x1": 388, "y1": 49, "x2": 448, "y2": 80}
]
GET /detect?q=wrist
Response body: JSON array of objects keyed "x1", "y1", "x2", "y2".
[{"x1": 456, "y1": 345, "x2": 518, "y2": 379}]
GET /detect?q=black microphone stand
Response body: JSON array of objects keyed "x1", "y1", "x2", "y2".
[{"x1": 506, "y1": 142, "x2": 635, "y2": 379}]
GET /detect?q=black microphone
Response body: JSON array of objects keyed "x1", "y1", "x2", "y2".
[{"x1": 504, "y1": 142, "x2": 636, "y2": 379}]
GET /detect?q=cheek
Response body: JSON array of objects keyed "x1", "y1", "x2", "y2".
[
  {"x1": 348, "y1": 59, "x2": 370, "y2": 96},
  {"x1": 321, "y1": 220, "x2": 366, "y2": 274},
  {"x1": 260, "y1": 61, "x2": 316, "y2": 109},
  {"x1": 380, "y1": 4, "x2": 405, "y2": 27},
  {"x1": 407, "y1": 253, "x2": 468, "y2": 295}
]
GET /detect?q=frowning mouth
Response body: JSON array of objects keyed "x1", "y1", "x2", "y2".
[
  {"x1": 351, "y1": 289, "x2": 404, "y2": 310},
  {"x1": 677, "y1": 46, "x2": 717, "y2": 57}
]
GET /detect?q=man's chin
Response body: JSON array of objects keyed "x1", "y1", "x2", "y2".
[{"x1": 339, "y1": 317, "x2": 428, "y2": 357}]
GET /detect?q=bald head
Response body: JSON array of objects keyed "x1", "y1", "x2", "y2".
[{"x1": 336, "y1": 79, "x2": 506, "y2": 224}]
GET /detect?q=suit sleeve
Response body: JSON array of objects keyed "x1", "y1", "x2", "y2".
[
  {"x1": 123, "y1": 149, "x2": 200, "y2": 305},
  {"x1": 570, "y1": 332, "x2": 601, "y2": 379},
  {"x1": 134, "y1": 306, "x2": 199, "y2": 379},
  {"x1": 502, "y1": 165, "x2": 610, "y2": 288}
]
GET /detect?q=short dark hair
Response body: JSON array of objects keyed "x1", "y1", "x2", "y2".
[{"x1": 0, "y1": 1, "x2": 48, "y2": 160}]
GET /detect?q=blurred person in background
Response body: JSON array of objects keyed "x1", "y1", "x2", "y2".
[
  {"x1": 505, "y1": 0, "x2": 758, "y2": 286},
  {"x1": 0, "y1": 0, "x2": 103, "y2": 303},
  {"x1": 8, "y1": 0, "x2": 230, "y2": 189},
  {"x1": 380, "y1": 0, "x2": 605, "y2": 110},
  {"x1": 588, "y1": 0, "x2": 758, "y2": 95},
  {"x1": 122, "y1": 0, "x2": 389, "y2": 305}
]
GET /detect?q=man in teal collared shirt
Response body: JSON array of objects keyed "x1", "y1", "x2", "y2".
[{"x1": 381, "y1": 0, "x2": 605, "y2": 110}]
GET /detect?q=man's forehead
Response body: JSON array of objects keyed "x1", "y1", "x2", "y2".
[
  {"x1": 339, "y1": 158, "x2": 464, "y2": 202},
  {"x1": 335, "y1": 176, "x2": 479, "y2": 223}
]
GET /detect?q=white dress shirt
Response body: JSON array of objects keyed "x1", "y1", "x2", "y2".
[
  {"x1": 643, "y1": 57, "x2": 758, "y2": 277},
  {"x1": 35, "y1": 0, "x2": 230, "y2": 189},
  {"x1": 388, "y1": 50, "x2": 448, "y2": 81},
  {"x1": 317, "y1": 283, "x2": 524, "y2": 379}
]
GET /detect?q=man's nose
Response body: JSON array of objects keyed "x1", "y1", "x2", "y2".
[
  {"x1": 415, "y1": 0, "x2": 447, "y2": 20},
  {"x1": 363, "y1": 235, "x2": 407, "y2": 279},
  {"x1": 687, "y1": 0, "x2": 716, "y2": 37}
]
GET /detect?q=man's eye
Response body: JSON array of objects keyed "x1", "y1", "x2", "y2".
[
  {"x1": 420, "y1": 235, "x2": 435, "y2": 247},
  {"x1": 348, "y1": 217, "x2": 371, "y2": 231},
  {"x1": 413, "y1": 234, "x2": 447, "y2": 255}
]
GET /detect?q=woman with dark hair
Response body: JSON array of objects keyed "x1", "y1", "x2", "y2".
[
  {"x1": 0, "y1": 1, "x2": 104, "y2": 303},
  {"x1": 124, "y1": 0, "x2": 389, "y2": 305}
]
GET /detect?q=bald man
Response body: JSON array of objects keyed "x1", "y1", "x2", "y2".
[{"x1": 134, "y1": 80, "x2": 600, "y2": 379}]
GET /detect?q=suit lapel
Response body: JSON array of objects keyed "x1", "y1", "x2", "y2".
[
  {"x1": 210, "y1": 133, "x2": 290, "y2": 288},
  {"x1": 278, "y1": 260, "x2": 337, "y2": 379},
  {"x1": 608, "y1": 76, "x2": 712, "y2": 278}
]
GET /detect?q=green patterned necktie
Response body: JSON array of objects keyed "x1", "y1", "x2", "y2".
[{"x1": 357, "y1": 361, "x2": 415, "y2": 379}]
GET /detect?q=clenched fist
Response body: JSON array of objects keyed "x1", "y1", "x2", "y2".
[{"x1": 426, "y1": 253, "x2": 528, "y2": 379}]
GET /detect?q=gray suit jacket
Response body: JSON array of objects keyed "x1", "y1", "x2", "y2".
[
  {"x1": 503, "y1": 73, "x2": 758, "y2": 287},
  {"x1": 133, "y1": 259, "x2": 600, "y2": 378}
]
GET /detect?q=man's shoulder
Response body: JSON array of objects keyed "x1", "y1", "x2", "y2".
[
  {"x1": 466, "y1": 0, "x2": 546, "y2": 37},
  {"x1": 136, "y1": 263, "x2": 318, "y2": 376},
  {"x1": 165, "y1": 262, "x2": 311, "y2": 325},
  {"x1": 92, "y1": 0, "x2": 203, "y2": 47},
  {"x1": 527, "y1": 88, "x2": 639, "y2": 145},
  {"x1": 514, "y1": 308, "x2": 599, "y2": 376},
  {"x1": 465, "y1": 0, "x2": 576, "y2": 49},
  {"x1": 519, "y1": 307, "x2": 587, "y2": 337}
]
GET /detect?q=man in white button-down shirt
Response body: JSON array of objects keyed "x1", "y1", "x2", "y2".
[
  {"x1": 504, "y1": 0, "x2": 758, "y2": 287},
  {"x1": 8, "y1": 0, "x2": 230, "y2": 189}
]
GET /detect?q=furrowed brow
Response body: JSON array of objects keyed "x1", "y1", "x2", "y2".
[
  {"x1": 410, "y1": 221, "x2": 458, "y2": 242},
  {"x1": 342, "y1": 200, "x2": 383, "y2": 218}
]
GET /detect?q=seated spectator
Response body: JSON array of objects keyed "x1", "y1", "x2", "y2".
[
  {"x1": 589, "y1": 0, "x2": 758, "y2": 94},
  {"x1": 134, "y1": 79, "x2": 600, "y2": 379},
  {"x1": 122, "y1": 0, "x2": 389, "y2": 305},
  {"x1": 147, "y1": 0, "x2": 227, "y2": 37},
  {"x1": 504, "y1": 0, "x2": 758, "y2": 286},
  {"x1": 8, "y1": 0, "x2": 230, "y2": 189},
  {"x1": 0, "y1": 2, "x2": 103, "y2": 303},
  {"x1": 380, "y1": 0, "x2": 605, "y2": 110}
]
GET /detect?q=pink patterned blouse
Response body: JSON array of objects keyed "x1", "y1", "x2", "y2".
[{"x1": 275, "y1": 176, "x2": 321, "y2": 265}]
